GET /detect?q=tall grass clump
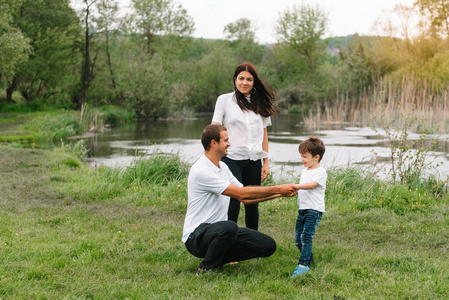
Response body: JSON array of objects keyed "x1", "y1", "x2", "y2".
[
  {"x1": 79, "y1": 104, "x2": 136, "y2": 133},
  {"x1": 121, "y1": 152, "x2": 189, "y2": 186},
  {"x1": 327, "y1": 166, "x2": 448, "y2": 215},
  {"x1": 65, "y1": 151, "x2": 190, "y2": 208}
]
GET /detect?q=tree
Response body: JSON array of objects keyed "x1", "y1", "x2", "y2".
[
  {"x1": 415, "y1": 0, "x2": 449, "y2": 37},
  {"x1": 119, "y1": 49, "x2": 191, "y2": 119},
  {"x1": 3, "y1": 0, "x2": 80, "y2": 104},
  {"x1": 224, "y1": 18, "x2": 256, "y2": 41},
  {"x1": 92, "y1": 0, "x2": 120, "y2": 98},
  {"x1": 76, "y1": 0, "x2": 100, "y2": 109},
  {"x1": 274, "y1": 3, "x2": 328, "y2": 75},
  {"x1": 223, "y1": 18, "x2": 263, "y2": 64},
  {"x1": 337, "y1": 37, "x2": 378, "y2": 94},
  {"x1": 128, "y1": 0, "x2": 194, "y2": 55},
  {"x1": 190, "y1": 45, "x2": 236, "y2": 111},
  {"x1": 370, "y1": 3, "x2": 445, "y2": 81},
  {"x1": 373, "y1": 4, "x2": 422, "y2": 41},
  {"x1": 0, "y1": 0, "x2": 31, "y2": 103}
]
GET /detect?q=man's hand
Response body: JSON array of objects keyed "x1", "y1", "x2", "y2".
[{"x1": 278, "y1": 183, "x2": 299, "y2": 197}]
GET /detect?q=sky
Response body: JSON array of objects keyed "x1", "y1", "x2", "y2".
[{"x1": 174, "y1": 0, "x2": 417, "y2": 44}]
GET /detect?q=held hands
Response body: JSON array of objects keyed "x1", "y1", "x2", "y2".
[{"x1": 278, "y1": 183, "x2": 299, "y2": 197}]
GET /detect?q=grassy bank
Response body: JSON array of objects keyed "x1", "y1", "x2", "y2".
[
  {"x1": 1, "y1": 145, "x2": 448, "y2": 299},
  {"x1": 0, "y1": 106, "x2": 135, "y2": 144}
]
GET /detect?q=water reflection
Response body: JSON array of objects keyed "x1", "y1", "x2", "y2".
[{"x1": 84, "y1": 114, "x2": 449, "y2": 179}]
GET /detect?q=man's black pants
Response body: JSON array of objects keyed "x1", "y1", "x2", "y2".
[{"x1": 185, "y1": 220, "x2": 276, "y2": 270}]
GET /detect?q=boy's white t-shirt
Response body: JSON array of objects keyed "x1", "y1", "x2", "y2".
[
  {"x1": 182, "y1": 154, "x2": 243, "y2": 243},
  {"x1": 297, "y1": 166, "x2": 327, "y2": 213}
]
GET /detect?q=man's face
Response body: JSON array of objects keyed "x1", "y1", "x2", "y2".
[{"x1": 216, "y1": 130, "x2": 231, "y2": 157}]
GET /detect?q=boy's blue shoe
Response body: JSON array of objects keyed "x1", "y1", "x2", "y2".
[{"x1": 291, "y1": 265, "x2": 310, "y2": 278}]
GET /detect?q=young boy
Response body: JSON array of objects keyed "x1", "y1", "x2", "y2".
[{"x1": 291, "y1": 136, "x2": 327, "y2": 278}]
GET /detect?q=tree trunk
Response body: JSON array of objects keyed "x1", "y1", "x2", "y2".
[
  {"x1": 6, "y1": 77, "x2": 17, "y2": 103},
  {"x1": 77, "y1": 2, "x2": 91, "y2": 110},
  {"x1": 105, "y1": 32, "x2": 117, "y2": 90}
]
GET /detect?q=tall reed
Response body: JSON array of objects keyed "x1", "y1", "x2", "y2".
[{"x1": 303, "y1": 75, "x2": 449, "y2": 133}]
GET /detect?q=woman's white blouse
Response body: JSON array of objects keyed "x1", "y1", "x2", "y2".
[{"x1": 212, "y1": 92, "x2": 271, "y2": 161}]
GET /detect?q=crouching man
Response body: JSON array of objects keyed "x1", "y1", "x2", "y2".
[{"x1": 182, "y1": 124, "x2": 298, "y2": 276}]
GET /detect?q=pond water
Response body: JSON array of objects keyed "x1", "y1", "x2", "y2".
[{"x1": 83, "y1": 114, "x2": 449, "y2": 180}]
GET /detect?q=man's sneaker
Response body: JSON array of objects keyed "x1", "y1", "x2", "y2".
[
  {"x1": 291, "y1": 265, "x2": 310, "y2": 278},
  {"x1": 196, "y1": 265, "x2": 223, "y2": 276},
  {"x1": 196, "y1": 268, "x2": 208, "y2": 276}
]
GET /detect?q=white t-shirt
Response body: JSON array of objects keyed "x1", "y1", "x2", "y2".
[
  {"x1": 297, "y1": 167, "x2": 327, "y2": 213},
  {"x1": 212, "y1": 92, "x2": 271, "y2": 161},
  {"x1": 182, "y1": 154, "x2": 243, "y2": 243}
]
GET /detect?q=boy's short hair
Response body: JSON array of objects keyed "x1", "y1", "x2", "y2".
[
  {"x1": 298, "y1": 136, "x2": 325, "y2": 162},
  {"x1": 201, "y1": 124, "x2": 227, "y2": 151}
]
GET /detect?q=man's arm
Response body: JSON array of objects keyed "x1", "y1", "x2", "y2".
[
  {"x1": 238, "y1": 193, "x2": 283, "y2": 205},
  {"x1": 222, "y1": 183, "x2": 298, "y2": 204}
]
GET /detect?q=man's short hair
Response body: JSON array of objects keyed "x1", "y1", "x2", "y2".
[
  {"x1": 298, "y1": 136, "x2": 326, "y2": 162},
  {"x1": 201, "y1": 124, "x2": 227, "y2": 151}
]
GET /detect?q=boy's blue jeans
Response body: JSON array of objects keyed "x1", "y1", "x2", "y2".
[{"x1": 295, "y1": 209, "x2": 323, "y2": 267}]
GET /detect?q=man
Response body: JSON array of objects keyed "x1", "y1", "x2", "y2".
[{"x1": 182, "y1": 124, "x2": 298, "y2": 276}]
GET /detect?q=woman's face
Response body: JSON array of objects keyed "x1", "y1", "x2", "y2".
[{"x1": 234, "y1": 71, "x2": 254, "y2": 96}]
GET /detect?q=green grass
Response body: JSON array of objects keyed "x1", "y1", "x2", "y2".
[
  {"x1": 0, "y1": 111, "x2": 74, "y2": 143},
  {"x1": 0, "y1": 145, "x2": 448, "y2": 299}
]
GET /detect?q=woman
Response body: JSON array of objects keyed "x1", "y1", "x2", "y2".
[{"x1": 212, "y1": 62, "x2": 277, "y2": 231}]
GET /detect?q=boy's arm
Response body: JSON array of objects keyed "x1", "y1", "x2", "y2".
[{"x1": 294, "y1": 181, "x2": 319, "y2": 190}]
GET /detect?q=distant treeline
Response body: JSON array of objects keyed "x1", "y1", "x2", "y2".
[{"x1": 1, "y1": 0, "x2": 448, "y2": 119}]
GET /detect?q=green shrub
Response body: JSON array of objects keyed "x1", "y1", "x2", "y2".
[
  {"x1": 288, "y1": 105, "x2": 302, "y2": 114},
  {"x1": 100, "y1": 106, "x2": 136, "y2": 125}
]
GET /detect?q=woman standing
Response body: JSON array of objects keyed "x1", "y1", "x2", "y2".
[{"x1": 212, "y1": 62, "x2": 277, "y2": 231}]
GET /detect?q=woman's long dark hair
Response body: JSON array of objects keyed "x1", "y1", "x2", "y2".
[{"x1": 233, "y1": 62, "x2": 278, "y2": 117}]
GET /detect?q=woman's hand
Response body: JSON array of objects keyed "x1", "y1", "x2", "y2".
[
  {"x1": 261, "y1": 128, "x2": 269, "y2": 182},
  {"x1": 261, "y1": 161, "x2": 270, "y2": 182}
]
